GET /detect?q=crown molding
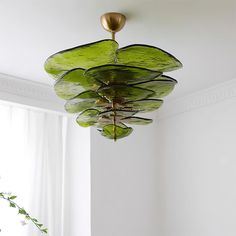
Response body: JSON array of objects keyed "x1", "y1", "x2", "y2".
[
  {"x1": 0, "y1": 72, "x2": 66, "y2": 114},
  {"x1": 157, "y1": 78, "x2": 236, "y2": 120},
  {"x1": 0, "y1": 72, "x2": 235, "y2": 118}
]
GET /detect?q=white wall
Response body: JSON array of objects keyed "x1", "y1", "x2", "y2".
[
  {"x1": 91, "y1": 124, "x2": 163, "y2": 236},
  {"x1": 91, "y1": 81, "x2": 236, "y2": 236},
  {"x1": 154, "y1": 97, "x2": 236, "y2": 236},
  {"x1": 63, "y1": 117, "x2": 91, "y2": 236}
]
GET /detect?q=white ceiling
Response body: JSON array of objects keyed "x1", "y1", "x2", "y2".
[{"x1": 0, "y1": 0, "x2": 235, "y2": 99}]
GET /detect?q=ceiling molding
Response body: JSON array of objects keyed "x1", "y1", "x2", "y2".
[
  {"x1": 0, "y1": 72, "x2": 65, "y2": 114},
  {"x1": 0, "y1": 72, "x2": 236, "y2": 119},
  {"x1": 157, "y1": 78, "x2": 236, "y2": 120}
]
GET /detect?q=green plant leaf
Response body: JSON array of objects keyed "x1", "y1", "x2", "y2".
[
  {"x1": 76, "y1": 109, "x2": 100, "y2": 127},
  {"x1": 123, "y1": 99, "x2": 163, "y2": 113},
  {"x1": 19, "y1": 208, "x2": 27, "y2": 215},
  {"x1": 121, "y1": 116, "x2": 153, "y2": 125},
  {"x1": 100, "y1": 124, "x2": 133, "y2": 140},
  {"x1": 0, "y1": 192, "x2": 47, "y2": 233},
  {"x1": 98, "y1": 85, "x2": 154, "y2": 101},
  {"x1": 42, "y1": 229, "x2": 48, "y2": 234},
  {"x1": 10, "y1": 203, "x2": 16, "y2": 208},
  {"x1": 9, "y1": 196, "x2": 17, "y2": 200},
  {"x1": 45, "y1": 39, "x2": 119, "y2": 78},
  {"x1": 85, "y1": 64, "x2": 162, "y2": 85},
  {"x1": 117, "y1": 44, "x2": 182, "y2": 72}
]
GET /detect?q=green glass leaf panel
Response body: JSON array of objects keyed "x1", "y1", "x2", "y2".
[
  {"x1": 54, "y1": 68, "x2": 86, "y2": 99},
  {"x1": 135, "y1": 79, "x2": 176, "y2": 98},
  {"x1": 116, "y1": 44, "x2": 182, "y2": 72},
  {"x1": 44, "y1": 40, "x2": 119, "y2": 78},
  {"x1": 65, "y1": 90, "x2": 108, "y2": 113},
  {"x1": 96, "y1": 120, "x2": 127, "y2": 129},
  {"x1": 85, "y1": 65, "x2": 162, "y2": 85},
  {"x1": 76, "y1": 109, "x2": 100, "y2": 127},
  {"x1": 154, "y1": 75, "x2": 177, "y2": 81},
  {"x1": 96, "y1": 116, "x2": 114, "y2": 126},
  {"x1": 121, "y1": 116, "x2": 153, "y2": 125},
  {"x1": 97, "y1": 110, "x2": 138, "y2": 128},
  {"x1": 100, "y1": 124, "x2": 133, "y2": 140},
  {"x1": 98, "y1": 85, "x2": 154, "y2": 101},
  {"x1": 76, "y1": 90, "x2": 101, "y2": 99},
  {"x1": 65, "y1": 97, "x2": 109, "y2": 113},
  {"x1": 123, "y1": 99, "x2": 163, "y2": 113},
  {"x1": 100, "y1": 109, "x2": 138, "y2": 118},
  {"x1": 58, "y1": 68, "x2": 101, "y2": 91},
  {"x1": 65, "y1": 99, "x2": 95, "y2": 113}
]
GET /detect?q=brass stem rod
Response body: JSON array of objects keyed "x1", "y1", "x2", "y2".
[
  {"x1": 112, "y1": 100, "x2": 117, "y2": 141},
  {"x1": 111, "y1": 32, "x2": 115, "y2": 40}
]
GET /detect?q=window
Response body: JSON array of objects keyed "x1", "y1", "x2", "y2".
[{"x1": 0, "y1": 102, "x2": 65, "y2": 236}]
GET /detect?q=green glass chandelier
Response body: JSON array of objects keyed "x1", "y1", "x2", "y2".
[{"x1": 44, "y1": 12, "x2": 182, "y2": 141}]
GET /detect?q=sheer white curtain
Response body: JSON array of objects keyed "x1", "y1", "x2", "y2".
[{"x1": 0, "y1": 102, "x2": 65, "y2": 236}]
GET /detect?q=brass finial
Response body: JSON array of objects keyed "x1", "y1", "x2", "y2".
[{"x1": 100, "y1": 12, "x2": 126, "y2": 40}]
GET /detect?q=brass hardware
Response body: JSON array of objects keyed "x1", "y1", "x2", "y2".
[{"x1": 100, "y1": 12, "x2": 126, "y2": 40}]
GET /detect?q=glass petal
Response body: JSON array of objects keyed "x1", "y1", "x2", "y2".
[
  {"x1": 135, "y1": 78, "x2": 177, "y2": 98},
  {"x1": 44, "y1": 39, "x2": 119, "y2": 78},
  {"x1": 76, "y1": 90, "x2": 101, "y2": 99},
  {"x1": 97, "y1": 110, "x2": 139, "y2": 128},
  {"x1": 96, "y1": 116, "x2": 114, "y2": 126},
  {"x1": 76, "y1": 109, "x2": 100, "y2": 127},
  {"x1": 155, "y1": 75, "x2": 177, "y2": 81},
  {"x1": 96, "y1": 118, "x2": 128, "y2": 128},
  {"x1": 58, "y1": 68, "x2": 101, "y2": 91},
  {"x1": 65, "y1": 96, "x2": 109, "y2": 113},
  {"x1": 65, "y1": 100, "x2": 95, "y2": 113},
  {"x1": 121, "y1": 116, "x2": 153, "y2": 125},
  {"x1": 117, "y1": 44, "x2": 182, "y2": 72},
  {"x1": 98, "y1": 85, "x2": 154, "y2": 101},
  {"x1": 100, "y1": 124, "x2": 133, "y2": 140},
  {"x1": 100, "y1": 109, "x2": 138, "y2": 118},
  {"x1": 54, "y1": 68, "x2": 86, "y2": 99},
  {"x1": 85, "y1": 64, "x2": 162, "y2": 85},
  {"x1": 123, "y1": 99, "x2": 163, "y2": 113}
]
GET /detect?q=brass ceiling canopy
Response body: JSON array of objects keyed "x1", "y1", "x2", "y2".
[
  {"x1": 44, "y1": 12, "x2": 183, "y2": 141},
  {"x1": 100, "y1": 12, "x2": 126, "y2": 40}
]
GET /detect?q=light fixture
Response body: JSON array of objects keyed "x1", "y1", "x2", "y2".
[{"x1": 44, "y1": 12, "x2": 182, "y2": 141}]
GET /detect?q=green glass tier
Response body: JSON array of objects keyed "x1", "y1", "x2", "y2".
[
  {"x1": 123, "y1": 99, "x2": 163, "y2": 113},
  {"x1": 98, "y1": 85, "x2": 154, "y2": 101},
  {"x1": 100, "y1": 124, "x2": 133, "y2": 140},
  {"x1": 134, "y1": 76, "x2": 177, "y2": 98},
  {"x1": 45, "y1": 40, "x2": 118, "y2": 78},
  {"x1": 117, "y1": 44, "x2": 182, "y2": 72},
  {"x1": 54, "y1": 68, "x2": 86, "y2": 99},
  {"x1": 76, "y1": 109, "x2": 100, "y2": 127},
  {"x1": 85, "y1": 64, "x2": 162, "y2": 85},
  {"x1": 121, "y1": 116, "x2": 153, "y2": 125}
]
